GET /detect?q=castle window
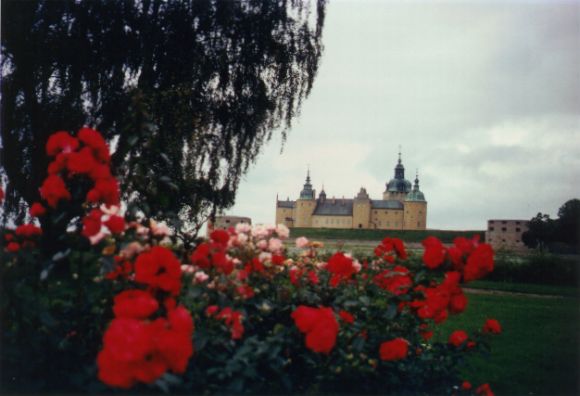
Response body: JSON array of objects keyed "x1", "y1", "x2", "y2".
[
  {"x1": 516, "y1": 221, "x2": 520, "y2": 225},
  {"x1": 516, "y1": 228, "x2": 521, "y2": 232},
  {"x1": 489, "y1": 226, "x2": 494, "y2": 231},
  {"x1": 502, "y1": 221, "x2": 507, "y2": 224},
  {"x1": 501, "y1": 227, "x2": 506, "y2": 232},
  {"x1": 374, "y1": 211, "x2": 377, "y2": 214},
  {"x1": 489, "y1": 221, "x2": 495, "y2": 224},
  {"x1": 417, "y1": 222, "x2": 420, "y2": 227}
]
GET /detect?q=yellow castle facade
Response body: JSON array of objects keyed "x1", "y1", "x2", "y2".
[{"x1": 275, "y1": 154, "x2": 427, "y2": 230}]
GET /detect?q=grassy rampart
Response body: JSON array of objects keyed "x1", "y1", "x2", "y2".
[{"x1": 289, "y1": 227, "x2": 484, "y2": 243}]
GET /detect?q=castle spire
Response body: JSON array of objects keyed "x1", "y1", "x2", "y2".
[
  {"x1": 413, "y1": 169, "x2": 420, "y2": 191},
  {"x1": 394, "y1": 146, "x2": 405, "y2": 179},
  {"x1": 299, "y1": 166, "x2": 314, "y2": 199}
]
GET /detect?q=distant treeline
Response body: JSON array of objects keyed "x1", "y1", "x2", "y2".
[{"x1": 289, "y1": 228, "x2": 485, "y2": 243}]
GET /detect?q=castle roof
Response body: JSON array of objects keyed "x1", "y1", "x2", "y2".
[
  {"x1": 313, "y1": 199, "x2": 353, "y2": 216},
  {"x1": 370, "y1": 200, "x2": 404, "y2": 209},
  {"x1": 277, "y1": 200, "x2": 295, "y2": 208},
  {"x1": 385, "y1": 149, "x2": 412, "y2": 193}
]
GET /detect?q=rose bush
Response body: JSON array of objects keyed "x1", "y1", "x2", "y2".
[{"x1": 0, "y1": 129, "x2": 502, "y2": 394}]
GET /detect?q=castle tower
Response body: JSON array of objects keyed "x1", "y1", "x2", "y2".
[
  {"x1": 383, "y1": 148, "x2": 412, "y2": 201},
  {"x1": 319, "y1": 185, "x2": 326, "y2": 203},
  {"x1": 294, "y1": 169, "x2": 316, "y2": 227},
  {"x1": 403, "y1": 170, "x2": 427, "y2": 230},
  {"x1": 353, "y1": 187, "x2": 371, "y2": 229}
]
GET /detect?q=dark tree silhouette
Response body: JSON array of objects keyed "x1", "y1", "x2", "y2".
[
  {"x1": 522, "y1": 199, "x2": 580, "y2": 252},
  {"x1": 1, "y1": 0, "x2": 327, "y2": 236},
  {"x1": 556, "y1": 199, "x2": 580, "y2": 247}
]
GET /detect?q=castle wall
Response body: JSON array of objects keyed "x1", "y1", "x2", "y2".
[
  {"x1": 403, "y1": 201, "x2": 427, "y2": 230},
  {"x1": 383, "y1": 191, "x2": 407, "y2": 202},
  {"x1": 294, "y1": 199, "x2": 316, "y2": 227},
  {"x1": 369, "y1": 209, "x2": 404, "y2": 230},
  {"x1": 353, "y1": 200, "x2": 371, "y2": 229},
  {"x1": 312, "y1": 216, "x2": 353, "y2": 228},
  {"x1": 276, "y1": 207, "x2": 295, "y2": 227}
]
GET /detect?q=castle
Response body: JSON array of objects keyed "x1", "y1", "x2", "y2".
[{"x1": 275, "y1": 153, "x2": 427, "y2": 230}]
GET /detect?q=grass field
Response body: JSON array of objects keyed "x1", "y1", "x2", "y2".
[
  {"x1": 467, "y1": 280, "x2": 580, "y2": 297},
  {"x1": 289, "y1": 227, "x2": 484, "y2": 243},
  {"x1": 435, "y1": 292, "x2": 580, "y2": 395}
]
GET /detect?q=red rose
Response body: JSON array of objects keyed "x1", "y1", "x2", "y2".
[
  {"x1": 292, "y1": 306, "x2": 339, "y2": 354},
  {"x1": 135, "y1": 246, "x2": 182, "y2": 295},
  {"x1": 308, "y1": 270, "x2": 319, "y2": 285},
  {"x1": 78, "y1": 127, "x2": 110, "y2": 163},
  {"x1": 39, "y1": 175, "x2": 71, "y2": 208},
  {"x1": 154, "y1": 325, "x2": 193, "y2": 374},
  {"x1": 271, "y1": 254, "x2": 285, "y2": 265},
  {"x1": 482, "y1": 318, "x2": 502, "y2": 334},
  {"x1": 190, "y1": 243, "x2": 211, "y2": 269},
  {"x1": 102, "y1": 318, "x2": 153, "y2": 363},
  {"x1": 6, "y1": 242, "x2": 20, "y2": 253},
  {"x1": 93, "y1": 178, "x2": 120, "y2": 206},
  {"x1": 46, "y1": 131, "x2": 79, "y2": 156},
  {"x1": 449, "y1": 291, "x2": 468, "y2": 314},
  {"x1": 326, "y1": 252, "x2": 356, "y2": 286},
  {"x1": 379, "y1": 338, "x2": 409, "y2": 361},
  {"x1": 29, "y1": 202, "x2": 46, "y2": 217},
  {"x1": 464, "y1": 244, "x2": 494, "y2": 282},
  {"x1": 461, "y1": 381, "x2": 472, "y2": 390},
  {"x1": 82, "y1": 209, "x2": 103, "y2": 237},
  {"x1": 289, "y1": 267, "x2": 303, "y2": 285},
  {"x1": 215, "y1": 308, "x2": 245, "y2": 340},
  {"x1": 291, "y1": 306, "x2": 320, "y2": 333},
  {"x1": 339, "y1": 310, "x2": 355, "y2": 324},
  {"x1": 0, "y1": 187, "x2": 4, "y2": 202},
  {"x1": 113, "y1": 290, "x2": 159, "y2": 319},
  {"x1": 104, "y1": 215, "x2": 125, "y2": 234},
  {"x1": 15, "y1": 224, "x2": 43, "y2": 238},
  {"x1": 47, "y1": 153, "x2": 68, "y2": 175},
  {"x1": 449, "y1": 330, "x2": 469, "y2": 347},
  {"x1": 210, "y1": 229, "x2": 230, "y2": 246},
  {"x1": 374, "y1": 237, "x2": 407, "y2": 262},
  {"x1": 422, "y1": 236, "x2": 446, "y2": 269},
  {"x1": 168, "y1": 306, "x2": 194, "y2": 335},
  {"x1": 236, "y1": 284, "x2": 255, "y2": 299},
  {"x1": 373, "y1": 265, "x2": 413, "y2": 295},
  {"x1": 97, "y1": 349, "x2": 135, "y2": 388},
  {"x1": 205, "y1": 305, "x2": 219, "y2": 316},
  {"x1": 305, "y1": 322, "x2": 338, "y2": 354},
  {"x1": 66, "y1": 147, "x2": 99, "y2": 175},
  {"x1": 475, "y1": 383, "x2": 494, "y2": 396}
]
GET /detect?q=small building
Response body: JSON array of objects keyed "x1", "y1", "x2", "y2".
[
  {"x1": 485, "y1": 219, "x2": 529, "y2": 251},
  {"x1": 208, "y1": 215, "x2": 252, "y2": 233}
]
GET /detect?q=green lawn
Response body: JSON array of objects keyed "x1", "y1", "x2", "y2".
[
  {"x1": 289, "y1": 227, "x2": 484, "y2": 243},
  {"x1": 467, "y1": 280, "x2": 580, "y2": 297},
  {"x1": 435, "y1": 292, "x2": 580, "y2": 395}
]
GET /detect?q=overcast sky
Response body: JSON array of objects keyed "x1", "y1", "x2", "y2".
[{"x1": 228, "y1": 0, "x2": 580, "y2": 230}]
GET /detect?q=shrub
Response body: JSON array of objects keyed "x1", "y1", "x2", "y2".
[
  {"x1": 486, "y1": 253, "x2": 579, "y2": 287},
  {"x1": 1, "y1": 128, "x2": 502, "y2": 395}
]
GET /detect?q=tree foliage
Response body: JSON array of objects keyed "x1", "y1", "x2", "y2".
[
  {"x1": 522, "y1": 199, "x2": 580, "y2": 252},
  {"x1": 1, "y1": 0, "x2": 327, "y2": 235}
]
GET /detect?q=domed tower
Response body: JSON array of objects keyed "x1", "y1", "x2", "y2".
[
  {"x1": 404, "y1": 170, "x2": 427, "y2": 230},
  {"x1": 295, "y1": 169, "x2": 316, "y2": 227},
  {"x1": 383, "y1": 149, "x2": 412, "y2": 201}
]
